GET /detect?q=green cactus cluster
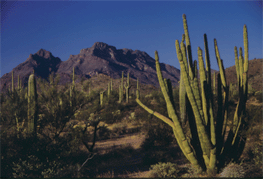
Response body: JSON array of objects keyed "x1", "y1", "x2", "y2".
[{"x1": 136, "y1": 14, "x2": 249, "y2": 174}]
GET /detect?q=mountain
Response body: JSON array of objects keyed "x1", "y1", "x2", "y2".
[
  {"x1": 1, "y1": 42, "x2": 261, "y2": 93},
  {"x1": 224, "y1": 58, "x2": 263, "y2": 91},
  {"x1": 0, "y1": 49, "x2": 62, "y2": 91},
  {"x1": 0, "y1": 42, "x2": 180, "y2": 91}
]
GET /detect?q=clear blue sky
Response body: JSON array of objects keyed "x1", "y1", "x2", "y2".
[{"x1": 1, "y1": 0, "x2": 262, "y2": 77}]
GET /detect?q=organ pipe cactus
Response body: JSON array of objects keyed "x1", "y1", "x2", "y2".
[
  {"x1": 27, "y1": 72, "x2": 38, "y2": 136},
  {"x1": 136, "y1": 14, "x2": 249, "y2": 174}
]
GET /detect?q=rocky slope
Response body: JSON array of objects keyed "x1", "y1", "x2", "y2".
[{"x1": 1, "y1": 42, "x2": 180, "y2": 91}]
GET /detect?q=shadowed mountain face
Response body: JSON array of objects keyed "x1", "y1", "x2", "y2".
[
  {"x1": 1, "y1": 49, "x2": 62, "y2": 90},
  {"x1": 1, "y1": 42, "x2": 180, "y2": 90}
]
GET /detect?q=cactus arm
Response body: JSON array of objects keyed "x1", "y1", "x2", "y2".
[
  {"x1": 243, "y1": 25, "x2": 248, "y2": 74},
  {"x1": 239, "y1": 47, "x2": 244, "y2": 87},
  {"x1": 243, "y1": 25, "x2": 249, "y2": 100},
  {"x1": 198, "y1": 47, "x2": 209, "y2": 126},
  {"x1": 234, "y1": 47, "x2": 240, "y2": 86},
  {"x1": 136, "y1": 98, "x2": 175, "y2": 128},
  {"x1": 155, "y1": 51, "x2": 180, "y2": 123},
  {"x1": 204, "y1": 34, "x2": 211, "y2": 84},
  {"x1": 179, "y1": 79, "x2": 186, "y2": 122},
  {"x1": 182, "y1": 14, "x2": 194, "y2": 76},
  {"x1": 214, "y1": 39, "x2": 226, "y2": 88}
]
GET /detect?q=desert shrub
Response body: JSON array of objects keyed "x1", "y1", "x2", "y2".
[
  {"x1": 246, "y1": 104, "x2": 262, "y2": 126},
  {"x1": 253, "y1": 143, "x2": 263, "y2": 167},
  {"x1": 254, "y1": 90, "x2": 263, "y2": 103},
  {"x1": 148, "y1": 162, "x2": 180, "y2": 178},
  {"x1": 96, "y1": 124, "x2": 111, "y2": 140},
  {"x1": 111, "y1": 123, "x2": 128, "y2": 137},
  {"x1": 180, "y1": 164, "x2": 203, "y2": 178},
  {"x1": 1, "y1": 132, "x2": 73, "y2": 178},
  {"x1": 219, "y1": 163, "x2": 245, "y2": 178}
]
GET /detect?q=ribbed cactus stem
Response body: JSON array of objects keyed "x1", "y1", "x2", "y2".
[
  {"x1": 213, "y1": 72, "x2": 216, "y2": 95},
  {"x1": 27, "y1": 73, "x2": 38, "y2": 136},
  {"x1": 214, "y1": 39, "x2": 226, "y2": 88},
  {"x1": 234, "y1": 47, "x2": 240, "y2": 86},
  {"x1": 182, "y1": 14, "x2": 193, "y2": 74},
  {"x1": 179, "y1": 79, "x2": 186, "y2": 123},
  {"x1": 239, "y1": 47, "x2": 244, "y2": 86},
  {"x1": 198, "y1": 47, "x2": 209, "y2": 126}
]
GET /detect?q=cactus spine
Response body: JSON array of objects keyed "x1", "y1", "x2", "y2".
[
  {"x1": 27, "y1": 72, "x2": 38, "y2": 136},
  {"x1": 136, "y1": 14, "x2": 249, "y2": 174}
]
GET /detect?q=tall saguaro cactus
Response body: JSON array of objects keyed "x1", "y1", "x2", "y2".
[
  {"x1": 119, "y1": 71, "x2": 124, "y2": 103},
  {"x1": 136, "y1": 78, "x2": 140, "y2": 99},
  {"x1": 124, "y1": 72, "x2": 131, "y2": 103},
  {"x1": 27, "y1": 72, "x2": 38, "y2": 136},
  {"x1": 136, "y1": 14, "x2": 249, "y2": 174},
  {"x1": 12, "y1": 71, "x2": 14, "y2": 92}
]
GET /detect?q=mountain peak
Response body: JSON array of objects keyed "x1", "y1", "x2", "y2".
[
  {"x1": 34, "y1": 49, "x2": 54, "y2": 59},
  {"x1": 92, "y1": 42, "x2": 116, "y2": 51}
]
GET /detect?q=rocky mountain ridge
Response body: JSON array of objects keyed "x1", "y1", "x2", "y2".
[{"x1": 0, "y1": 42, "x2": 180, "y2": 91}]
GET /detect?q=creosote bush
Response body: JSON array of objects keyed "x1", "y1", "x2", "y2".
[
  {"x1": 219, "y1": 163, "x2": 245, "y2": 178},
  {"x1": 148, "y1": 162, "x2": 180, "y2": 178}
]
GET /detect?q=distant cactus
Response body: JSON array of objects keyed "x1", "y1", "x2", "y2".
[
  {"x1": 124, "y1": 72, "x2": 131, "y2": 103},
  {"x1": 27, "y1": 72, "x2": 38, "y2": 136},
  {"x1": 108, "y1": 82, "x2": 111, "y2": 97},
  {"x1": 12, "y1": 71, "x2": 14, "y2": 92},
  {"x1": 136, "y1": 78, "x2": 140, "y2": 99},
  {"x1": 100, "y1": 91, "x2": 105, "y2": 106},
  {"x1": 119, "y1": 72, "x2": 124, "y2": 103}
]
